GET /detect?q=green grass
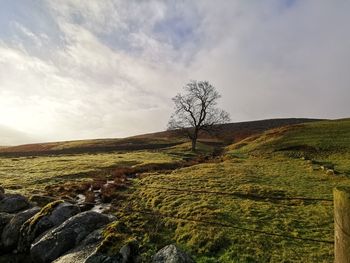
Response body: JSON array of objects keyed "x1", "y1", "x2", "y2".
[
  {"x1": 131, "y1": 156, "x2": 344, "y2": 262},
  {"x1": 0, "y1": 151, "x2": 181, "y2": 195},
  {"x1": 1, "y1": 119, "x2": 349, "y2": 262},
  {"x1": 229, "y1": 119, "x2": 350, "y2": 153},
  {"x1": 108, "y1": 119, "x2": 349, "y2": 262}
]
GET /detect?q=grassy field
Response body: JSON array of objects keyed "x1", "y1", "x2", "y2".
[
  {"x1": 107, "y1": 119, "x2": 350, "y2": 262},
  {"x1": 0, "y1": 119, "x2": 349, "y2": 262},
  {"x1": 0, "y1": 151, "x2": 181, "y2": 195}
]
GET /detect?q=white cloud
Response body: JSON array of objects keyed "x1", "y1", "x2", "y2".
[{"x1": 0, "y1": 0, "x2": 349, "y2": 145}]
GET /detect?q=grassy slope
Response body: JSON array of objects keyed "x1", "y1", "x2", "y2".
[
  {"x1": 0, "y1": 119, "x2": 347, "y2": 261},
  {"x1": 0, "y1": 118, "x2": 320, "y2": 154},
  {"x1": 229, "y1": 119, "x2": 350, "y2": 175},
  {"x1": 124, "y1": 119, "x2": 350, "y2": 262}
]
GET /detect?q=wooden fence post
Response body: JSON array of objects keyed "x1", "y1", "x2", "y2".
[{"x1": 334, "y1": 187, "x2": 350, "y2": 263}]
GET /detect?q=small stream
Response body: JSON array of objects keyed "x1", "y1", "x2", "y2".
[{"x1": 76, "y1": 181, "x2": 113, "y2": 213}]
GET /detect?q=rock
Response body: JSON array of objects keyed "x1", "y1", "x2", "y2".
[
  {"x1": 0, "y1": 212, "x2": 13, "y2": 232},
  {"x1": 52, "y1": 245, "x2": 98, "y2": 263},
  {"x1": 80, "y1": 228, "x2": 105, "y2": 246},
  {"x1": 153, "y1": 244, "x2": 194, "y2": 263},
  {"x1": 53, "y1": 228, "x2": 106, "y2": 263},
  {"x1": 30, "y1": 211, "x2": 111, "y2": 263},
  {"x1": 54, "y1": 247, "x2": 123, "y2": 263},
  {"x1": 119, "y1": 241, "x2": 139, "y2": 263},
  {"x1": 29, "y1": 195, "x2": 56, "y2": 207},
  {"x1": 79, "y1": 203, "x2": 95, "y2": 212},
  {"x1": 0, "y1": 194, "x2": 31, "y2": 213},
  {"x1": 85, "y1": 252, "x2": 123, "y2": 263},
  {"x1": 1, "y1": 207, "x2": 40, "y2": 251},
  {"x1": 326, "y1": 169, "x2": 335, "y2": 176},
  {"x1": 18, "y1": 201, "x2": 80, "y2": 253},
  {"x1": 0, "y1": 253, "x2": 32, "y2": 263}
]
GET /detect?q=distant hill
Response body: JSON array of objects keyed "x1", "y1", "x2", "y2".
[
  {"x1": 0, "y1": 118, "x2": 323, "y2": 156},
  {"x1": 227, "y1": 118, "x2": 350, "y2": 175},
  {"x1": 136, "y1": 118, "x2": 323, "y2": 143},
  {"x1": 229, "y1": 118, "x2": 350, "y2": 154}
]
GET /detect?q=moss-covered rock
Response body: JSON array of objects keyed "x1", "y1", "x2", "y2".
[
  {"x1": 1, "y1": 207, "x2": 40, "y2": 251},
  {"x1": 30, "y1": 211, "x2": 111, "y2": 263},
  {"x1": 18, "y1": 200, "x2": 80, "y2": 253}
]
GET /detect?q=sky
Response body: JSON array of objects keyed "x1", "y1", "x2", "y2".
[{"x1": 0, "y1": 0, "x2": 349, "y2": 145}]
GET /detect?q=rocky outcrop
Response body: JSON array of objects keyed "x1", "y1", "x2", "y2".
[
  {"x1": 18, "y1": 201, "x2": 80, "y2": 253},
  {"x1": 54, "y1": 232, "x2": 139, "y2": 263},
  {"x1": 1, "y1": 207, "x2": 40, "y2": 251},
  {"x1": 0, "y1": 187, "x2": 195, "y2": 263},
  {"x1": 30, "y1": 211, "x2": 111, "y2": 263},
  {"x1": 0, "y1": 213, "x2": 13, "y2": 234},
  {"x1": 0, "y1": 194, "x2": 31, "y2": 213},
  {"x1": 153, "y1": 244, "x2": 194, "y2": 263},
  {"x1": 53, "y1": 228, "x2": 106, "y2": 263},
  {"x1": 52, "y1": 245, "x2": 98, "y2": 263}
]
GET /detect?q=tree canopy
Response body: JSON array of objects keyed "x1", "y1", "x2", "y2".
[{"x1": 168, "y1": 80, "x2": 230, "y2": 151}]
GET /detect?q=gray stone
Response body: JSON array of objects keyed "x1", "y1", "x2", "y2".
[
  {"x1": 53, "y1": 228, "x2": 106, "y2": 263},
  {"x1": 0, "y1": 212, "x2": 13, "y2": 233},
  {"x1": 0, "y1": 194, "x2": 31, "y2": 213},
  {"x1": 0, "y1": 253, "x2": 32, "y2": 263},
  {"x1": 1, "y1": 207, "x2": 40, "y2": 251},
  {"x1": 153, "y1": 244, "x2": 194, "y2": 263},
  {"x1": 80, "y1": 228, "x2": 105, "y2": 246},
  {"x1": 30, "y1": 211, "x2": 111, "y2": 263},
  {"x1": 52, "y1": 245, "x2": 97, "y2": 263},
  {"x1": 119, "y1": 241, "x2": 139, "y2": 263},
  {"x1": 18, "y1": 201, "x2": 80, "y2": 253},
  {"x1": 85, "y1": 252, "x2": 123, "y2": 263}
]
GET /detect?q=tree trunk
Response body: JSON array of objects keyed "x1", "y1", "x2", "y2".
[{"x1": 191, "y1": 138, "x2": 197, "y2": 152}]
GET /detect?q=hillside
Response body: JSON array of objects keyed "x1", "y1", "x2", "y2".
[
  {"x1": 0, "y1": 118, "x2": 321, "y2": 156},
  {"x1": 229, "y1": 118, "x2": 350, "y2": 152},
  {"x1": 129, "y1": 118, "x2": 350, "y2": 261},
  {"x1": 1, "y1": 118, "x2": 348, "y2": 262},
  {"x1": 228, "y1": 118, "x2": 350, "y2": 175}
]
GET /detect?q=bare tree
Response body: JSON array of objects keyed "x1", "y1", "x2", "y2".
[{"x1": 168, "y1": 80, "x2": 230, "y2": 151}]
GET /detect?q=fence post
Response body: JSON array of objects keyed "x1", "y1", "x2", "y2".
[{"x1": 334, "y1": 187, "x2": 350, "y2": 263}]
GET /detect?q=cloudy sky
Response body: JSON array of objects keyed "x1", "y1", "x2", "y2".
[{"x1": 0, "y1": 0, "x2": 349, "y2": 145}]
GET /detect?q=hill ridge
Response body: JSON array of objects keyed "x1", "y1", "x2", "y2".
[{"x1": 0, "y1": 118, "x2": 323, "y2": 156}]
